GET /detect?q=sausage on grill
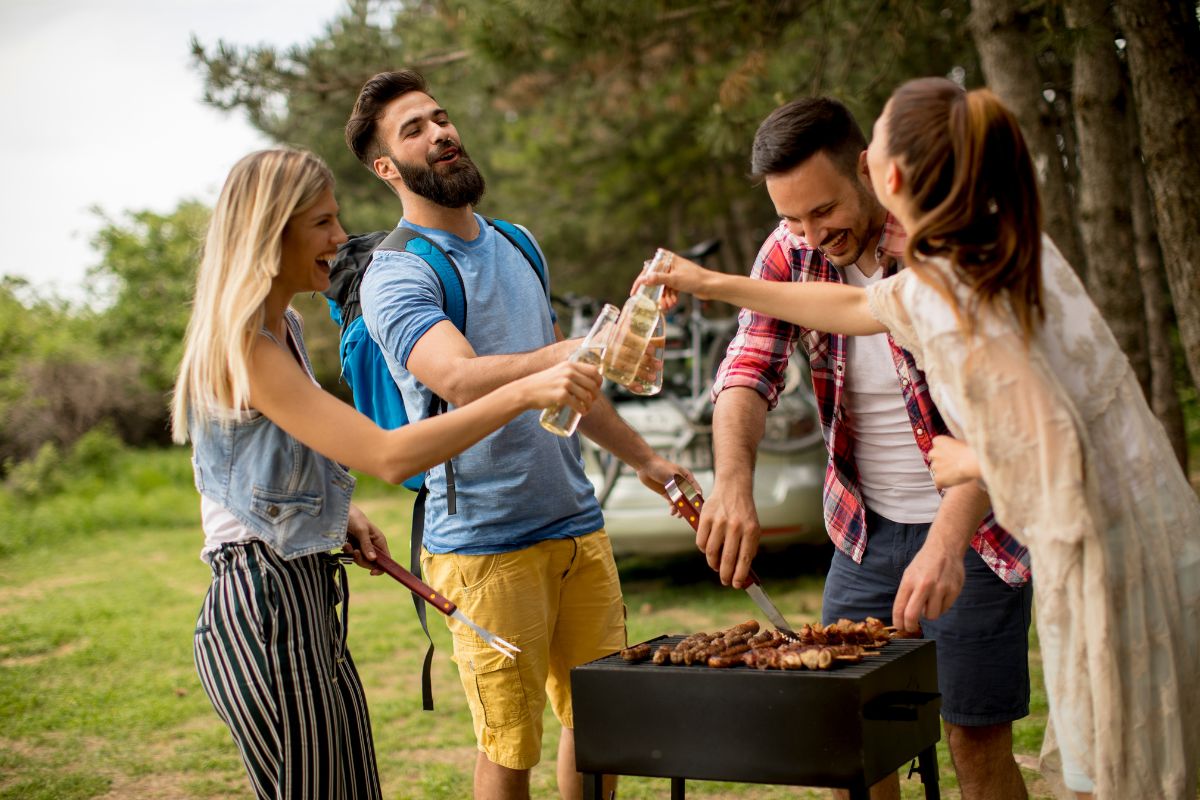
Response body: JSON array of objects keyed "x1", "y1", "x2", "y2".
[{"x1": 620, "y1": 643, "x2": 652, "y2": 663}]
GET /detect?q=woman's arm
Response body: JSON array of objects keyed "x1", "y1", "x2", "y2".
[
  {"x1": 638, "y1": 251, "x2": 886, "y2": 336},
  {"x1": 247, "y1": 338, "x2": 601, "y2": 485}
]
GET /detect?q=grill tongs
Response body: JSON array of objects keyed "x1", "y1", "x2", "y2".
[
  {"x1": 342, "y1": 550, "x2": 520, "y2": 660},
  {"x1": 664, "y1": 474, "x2": 801, "y2": 643}
]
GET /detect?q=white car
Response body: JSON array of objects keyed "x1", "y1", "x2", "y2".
[{"x1": 583, "y1": 344, "x2": 829, "y2": 557}]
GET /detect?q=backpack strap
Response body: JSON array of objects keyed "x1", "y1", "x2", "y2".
[
  {"x1": 483, "y1": 217, "x2": 554, "y2": 317},
  {"x1": 409, "y1": 484, "x2": 436, "y2": 711},
  {"x1": 377, "y1": 226, "x2": 468, "y2": 333}
]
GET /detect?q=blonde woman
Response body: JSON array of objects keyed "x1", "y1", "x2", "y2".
[
  {"x1": 171, "y1": 148, "x2": 600, "y2": 800},
  {"x1": 639, "y1": 79, "x2": 1200, "y2": 800}
]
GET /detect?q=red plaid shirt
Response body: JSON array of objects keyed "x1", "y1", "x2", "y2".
[{"x1": 712, "y1": 219, "x2": 1030, "y2": 587}]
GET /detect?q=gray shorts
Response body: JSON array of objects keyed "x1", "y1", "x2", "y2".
[{"x1": 821, "y1": 509, "x2": 1033, "y2": 727}]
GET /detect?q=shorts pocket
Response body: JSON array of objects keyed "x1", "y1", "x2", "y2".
[
  {"x1": 450, "y1": 552, "x2": 502, "y2": 594},
  {"x1": 465, "y1": 643, "x2": 529, "y2": 730}
]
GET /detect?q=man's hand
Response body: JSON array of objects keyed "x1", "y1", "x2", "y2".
[
  {"x1": 344, "y1": 505, "x2": 391, "y2": 576},
  {"x1": 928, "y1": 435, "x2": 981, "y2": 490},
  {"x1": 697, "y1": 480, "x2": 762, "y2": 588},
  {"x1": 634, "y1": 454, "x2": 696, "y2": 512},
  {"x1": 891, "y1": 536, "x2": 964, "y2": 632},
  {"x1": 891, "y1": 480, "x2": 990, "y2": 632}
]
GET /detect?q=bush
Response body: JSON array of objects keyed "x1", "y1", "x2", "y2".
[{"x1": 0, "y1": 442, "x2": 196, "y2": 559}]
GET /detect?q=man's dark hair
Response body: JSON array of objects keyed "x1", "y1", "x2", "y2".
[
  {"x1": 345, "y1": 70, "x2": 429, "y2": 170},
  {"x1": 750, "y1": 97, "x2": 867, "y2": 181}
]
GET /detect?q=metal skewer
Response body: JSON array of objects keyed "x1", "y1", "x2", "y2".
[
  {"x1": 664, "y1": 474, "x2": 802, "y2": 643},
  {"x1": 341, "y1": 550, "x2": 520, "y2": 660}
]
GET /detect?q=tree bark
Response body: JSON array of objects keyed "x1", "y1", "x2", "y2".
[
  {"x1": 1128, "y1": 93, "x2": 1188, "y2": 468},
  {"x1": 1114, "y1": 0, "x2": 1200, "y2": 394},
  {"x1": 1064, "y1": 0, "x2": 1150, "y2": 392},
  {"x1": 968, "y1": 0, "x2": 1087, "y2": 276}
]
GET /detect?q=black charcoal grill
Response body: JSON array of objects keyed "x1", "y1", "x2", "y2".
[{"x1": 571, "y1": 635, "x2": 942, "y2": 799}]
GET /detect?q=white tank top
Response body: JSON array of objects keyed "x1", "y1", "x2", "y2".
[{"x1": 842, "y1": 264, "x2": 942, "y2": 523}]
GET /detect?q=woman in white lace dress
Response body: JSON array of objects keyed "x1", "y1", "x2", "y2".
[{"x1": 639, "y1": 77, "x2": 1200, "y2": 800}]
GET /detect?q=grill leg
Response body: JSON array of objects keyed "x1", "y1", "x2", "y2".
[
  {"x1": 670, "y1": 777, "x2": 685, "y2": 799},
  {"x1": 847, "y1": 785, "x2": 870, "y2": 800},
  {"x1": 582, "y1": 772, "x2": 604, "y2": 800},
  {"x1": 917, "y1": 745, "x2": 940, "y2": 800}
]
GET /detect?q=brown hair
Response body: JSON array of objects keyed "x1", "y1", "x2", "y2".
[
  {"x1": 750, "y1": 97, "x2": 867, "y2": 182},
  {"x1": 884, "y1": 77, "x2": 1044, "y2": 340},
  {"x1": 345, "y1": 70, "x2": 429, "y2": 171}
]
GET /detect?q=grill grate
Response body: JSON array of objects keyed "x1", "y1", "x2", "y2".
[{"x1": 592, "y1": 633, "x2": 925, "y2": 678}]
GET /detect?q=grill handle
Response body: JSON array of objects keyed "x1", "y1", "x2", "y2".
[{"x1": 863, "y1": 690, "x2": 941, "y2": 722}]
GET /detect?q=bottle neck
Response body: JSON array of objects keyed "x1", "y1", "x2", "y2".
[
  {"x1": 637, "y1": 284, "x2": 664, "y2": 303},
  {"x1": 580, "y1": 308, "x2": 619, "y2": 350}
]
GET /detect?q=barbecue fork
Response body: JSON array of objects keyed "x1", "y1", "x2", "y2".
[{"x1": 339, "y1": 550, "x2": 520, "y2": 659}]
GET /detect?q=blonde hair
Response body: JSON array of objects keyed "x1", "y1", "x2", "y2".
[{"x1": 170, "y1": 148, "x2": 334, "y2": 443}]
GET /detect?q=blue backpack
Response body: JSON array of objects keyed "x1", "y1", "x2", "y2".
[
  {"x1": 322, "y1": 217, "x2": 550, "y2": 710},
  {"x1": 324, "y1": 217, "x2": 550, "y2": 489}
]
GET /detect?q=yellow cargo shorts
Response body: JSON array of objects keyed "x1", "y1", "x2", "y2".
[{"x1": 421, "y1": 530, "x2": 626, "y2": 770}]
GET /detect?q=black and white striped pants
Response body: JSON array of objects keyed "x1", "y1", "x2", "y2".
[{"x1": 194, "y1": 541, "x2": 382, "y2": 800}]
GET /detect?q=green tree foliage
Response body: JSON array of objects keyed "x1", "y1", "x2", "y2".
[
  {"x1": 89, "y1": 201, "x2": 209, "y2": 399},
  {"x1": 2, "y1": 0, "x2": 987, "y2": 482},
  {"x1": 0, "y1": 198, "x2": 348, "y2": 481},
  {"x1": 0, "y1": 278, "x2": 151, "y2": 469},
  {"x1": 0, "y1": 204, "x2": 205, "y2": 471},
  {"x1": 193, "y1": 0, "x2": 981, "y2": 301}
]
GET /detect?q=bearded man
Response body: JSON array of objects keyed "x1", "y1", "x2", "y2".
[{"x1": 345, "y1": 70, "x2": 686, "y2": 800}]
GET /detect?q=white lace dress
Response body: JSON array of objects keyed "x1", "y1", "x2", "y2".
[{"x1": 865, "y1": 235, "x2": 1200, "y2": 799}]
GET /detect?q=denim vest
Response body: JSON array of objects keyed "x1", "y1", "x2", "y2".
[{"x1": 189, "y1": 311, "x2": 355, "y2": 560}]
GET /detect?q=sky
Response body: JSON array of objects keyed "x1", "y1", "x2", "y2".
[{"x1": 0, "y1": 0, "x2": 348, "y2": 301}]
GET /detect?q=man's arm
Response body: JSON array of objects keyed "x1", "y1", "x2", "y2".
[
  {"x1": 891, "y1": 480, "x2": 992, "y2": 631},
  {"x1": 703, "y1": 387, "x2": 769, "y2": 588},
  {"x1": 575, "y1": 393, "x2": 689, "y2": 500},
  {"x1": 405, "y1": 321, "x2": 577, "y2": 406}
]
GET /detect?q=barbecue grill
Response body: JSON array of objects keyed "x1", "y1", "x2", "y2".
[{"x1": 571, "y1": 635, "x2": 942, "y2": 799}]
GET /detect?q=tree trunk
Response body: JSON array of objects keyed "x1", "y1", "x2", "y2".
[
  {"x1": 968, "y1": 0, "x2": 1087, "y2": 276},
  {"x1": 1114, "y1": 0, "x2": 1200, "y2": 394},
  {"x1": 1064, "y1": 0, "x2": 1150, "y2": 391},
  {"x1": 1128, "y1": 92, "x2": 1188, "y2": 469}
]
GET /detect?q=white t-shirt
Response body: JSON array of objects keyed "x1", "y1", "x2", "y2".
[
  {"x1": 200, "y1": 496, "x2": 253, "y2": 564},
  {"x1": 842, "y1": 264, "x2": 942, "y2": 523}
]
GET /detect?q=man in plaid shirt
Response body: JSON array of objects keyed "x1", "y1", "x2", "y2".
[{"x1": 705, "y1": 98, "x2": 1032, "y2": 800}]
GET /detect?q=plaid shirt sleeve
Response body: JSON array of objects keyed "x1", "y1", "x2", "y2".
[{"x1": 711, "y1": 225, "x2": 802, "y2": 411}]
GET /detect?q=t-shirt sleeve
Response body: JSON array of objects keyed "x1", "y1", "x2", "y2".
[
  {"x1": 359, "y1": 250, "x2": 450, "y2": 369},
  {"x1": 865, "y1": 269, "x2": 924, "y2": 368}
]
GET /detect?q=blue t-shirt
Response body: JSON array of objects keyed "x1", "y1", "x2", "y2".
[{"x1": 359, "y1": 214, "x2": 605, "y2": 554}]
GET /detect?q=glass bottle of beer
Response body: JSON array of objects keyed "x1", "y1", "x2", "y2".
[
  {"x1": 626, "y1": 314, "x2": 665, "y2": 396},
  {"x1": 604, "y1": 249, "x2": 670, "y2": 386},
  {"x1": 539, "y1": 304, "x2": 619, "y2": 437}
]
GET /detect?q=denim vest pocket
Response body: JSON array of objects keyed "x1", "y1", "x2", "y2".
[{"x1": 250, "y1": 488, "x2": 324, "y2": 524}]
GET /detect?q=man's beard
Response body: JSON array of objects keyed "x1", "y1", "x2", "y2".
[
  {"x1": 391, "y1": 144, "x2": 486, "y2": 209},
  {"x1": 821, "y1": 185, "x2": 885, "y2": 267}
]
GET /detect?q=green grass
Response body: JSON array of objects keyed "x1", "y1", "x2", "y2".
[{"x1": 0, "y1": 450, "x2": 1057, "y2": 799}]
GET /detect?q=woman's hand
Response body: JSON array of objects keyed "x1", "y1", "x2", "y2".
[
  {"x1": 516, "y1": 360, "x2": 602, "y2": 414},
  {"x1": 344, "y1": 504, "x2": 391, "y2": 575},
  {"x1": 631, "y1": 249, "x2": 716, "y2": 302},
  {"x1": 928, "y1": 435, "x2": 982, "y2": 490}
]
